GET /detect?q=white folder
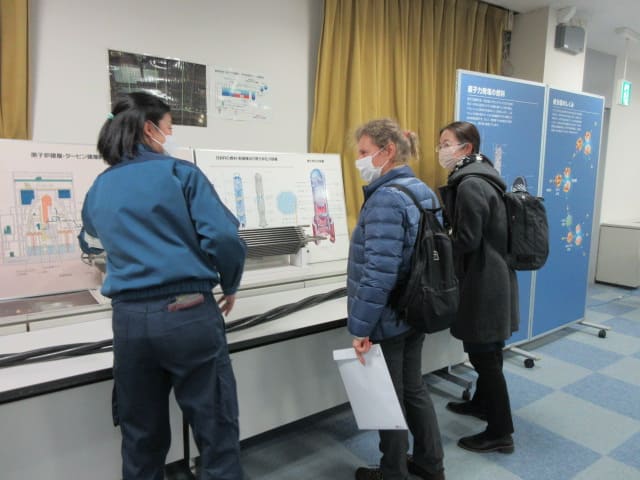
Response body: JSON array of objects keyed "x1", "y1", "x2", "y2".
[{"x1": 333, "y1": 344, "x2": 408, "y2": 430}]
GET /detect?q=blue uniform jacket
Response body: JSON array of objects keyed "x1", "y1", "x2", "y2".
[
  {"x1": 78, "y1": 145, "x2": 246, "y2": 300},
  {"x1": 347, "y1": 165, "x2": 440, "y2": 341}
]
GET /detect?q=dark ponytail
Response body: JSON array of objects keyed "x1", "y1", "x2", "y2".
[{"x1": 98, "y1": 92, "x2": 170, "y2": 166}]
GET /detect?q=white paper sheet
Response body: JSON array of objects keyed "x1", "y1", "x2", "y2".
[{"x1": 333, "y1": 344, "x2": 408, "y2": 430}]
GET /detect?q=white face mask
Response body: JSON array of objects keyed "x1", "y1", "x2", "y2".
[
  {"x1": 151, "y1": 123, "x2": 179, "y2": 157},
  {"x1": 355, "y1": 148, "x2": 388, "y2": 183},
  {"x1": 438, "y1": 143, "x2": 466, "y2": 171}
]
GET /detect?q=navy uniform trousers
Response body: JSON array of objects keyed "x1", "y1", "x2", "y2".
[{"x1": 112, "y1": 292, "x2": 242, "y2": 480}]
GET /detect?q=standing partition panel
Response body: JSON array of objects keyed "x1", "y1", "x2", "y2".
[
  {"x1": 456, "y1": 71, "x2": 546, "y2": 344},
  {"x1": 532, "y1": 90, "x2": 604, "y2": 336}
]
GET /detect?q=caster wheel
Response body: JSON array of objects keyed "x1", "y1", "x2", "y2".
[
  {"x1": 462, "y1": 389, "x2": 471, "y2": 401},
  {"x1": 524, "y1": 358, "x2": 535, "y2": 368},
  {"x1": 598, "y1": 329, "x2": 607, "y2": 338}
]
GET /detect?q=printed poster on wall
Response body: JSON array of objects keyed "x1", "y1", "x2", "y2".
[
  {"x1": 109, "y1": 49, "x2": 207, "y2": 127},
  {"x1": 456, "y1": 70, "x2": 546, "y2": 344},
  {"x1": 532, "y1": 89, "x2": 604, "y2": 336},
  {"x1": 213, "y1": 68, "x2": 271, "y2": 121}
]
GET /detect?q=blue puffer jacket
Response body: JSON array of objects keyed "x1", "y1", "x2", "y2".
[{"x1": 347, "y1": 165, "x2": 440, "y2": 341}]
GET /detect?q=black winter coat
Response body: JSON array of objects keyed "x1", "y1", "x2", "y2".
[{"x1": 439, "y1": 156, "x2": 519, "y2": 344}]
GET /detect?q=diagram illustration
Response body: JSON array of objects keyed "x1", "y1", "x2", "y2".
[
  {"x1": 233, "y1": 174, "x2": 247, "y2": 228},
  {"x1": 493, "y1": 144, "x2": 505, "y2": 174},
  {"x1": 254, "y1": 173, "x2": 268, "y2": 228},
  {"x1": 551, "y1": 166, "x2": 576, "y2": 195},
  {"x1": 489, "y1": 143, "x2": 534, "y2": 193},
  {"x1": 214, "y1": 69, "x2": 270, "y2": 121},
  {"x1": 543, "y1": 95, "x2": 604, "y2": 260},
  {"x1": 276, "y1": 191, "x2": 297, "y2": 215},
  {"x1": 560, "y1": 206, "x2": 588, "y2": 253},
  {"x1": 310, "y1": 168, "x2": 335, "y2": 243},
  {"x1": 1, "y1": 173, "x2": 80, "y2": 263},
  {"x1": 573, "y1": 128, "x2": 596, "y2": 170}
]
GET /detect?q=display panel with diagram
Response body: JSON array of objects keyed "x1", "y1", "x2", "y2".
[
  {"x1": 194, "y1": 150, "x2": 349, "y2": 270},
  {"x1": 456, "y1": 70, "x2": 546, "y2": 344},
  {"x1": 532, "y1": 89, "x2": 604, "y2": 336},
  {"x1": 0, "y1": 141, "x2": 107, "y2": 300}
]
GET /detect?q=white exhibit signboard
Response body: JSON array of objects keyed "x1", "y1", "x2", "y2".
[
  {"x1": 0, "y1": 142, "x2": 193, "y2": 300},
  {"x1": 0, "y1": 141, "x2": 107, "y2": 299},
  {"x1": 194, "y1": 149, "x2": 349, "y2": 264}
]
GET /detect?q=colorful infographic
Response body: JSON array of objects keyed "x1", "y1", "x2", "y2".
[
  {"x1": 194, "y1": 150, "x2": 349, "y2": 264},
  {"x1": 532, "y1": 89, "x2": 604, "y2": 336},
  {"x1": 0, "y1": 143, "x2": 194, "y2": 301},
  {"x1": 457, "y1": 70, "x2": 546, "y2": 344},
  {"x1": 0, "y1": 141, "x2": 106, "y2": 299}
]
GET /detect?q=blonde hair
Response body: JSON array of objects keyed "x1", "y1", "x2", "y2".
[{"x1": 354, "y1": 118, "x2": 419, "y2": 164}]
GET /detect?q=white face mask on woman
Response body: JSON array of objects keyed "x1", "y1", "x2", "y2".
[
  {"x1": 438, "y1": 143, "x2": 467, "y2": 171},
  {"x1": 355, "y1": 148, "x2": 389, "y2": 183},
  {"x1": 151, "y1": 123, "x2": 179, "y2": 157}
]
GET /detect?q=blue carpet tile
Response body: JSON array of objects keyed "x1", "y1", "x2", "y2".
[
  {"x1": 588, "y1": 301, "x2": 637, "y2": 316},
  {"x1": 563, "y1": 373, "x2": 640, "y2": 421},
  {"x1": 610, "y1": 431, "x2": 640, "y2": 470},
  {"x1": 603, "y1": 315, "x2": 640, "y2": 337},
  {"x1": 237, "y1": 284, "x2": 640, "y2": 479},
  {"x1": 534, "y1": 337, "x2": 623, "y2": 371},
  {"x1": 504, "y1": 369, "x2": 554, "y2": 411},
  {"x1": 488, "y1": 416, "x2": 600, "y2": 480}
]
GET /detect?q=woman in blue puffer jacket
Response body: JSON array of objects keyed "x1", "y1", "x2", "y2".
[{"x1": 348, "y1": 118, "x2": 445, "y2": 480}]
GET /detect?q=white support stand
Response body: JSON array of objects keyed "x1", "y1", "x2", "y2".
[
  {"x1": 505, "y1": 345, "x2": 541, "y2": 369},
  {"x1": 578, "y1": 320, "x2": 611, "y2": 338},
  {"x1": 432, "y1": 365, "x2": 474, "y2": 401}
]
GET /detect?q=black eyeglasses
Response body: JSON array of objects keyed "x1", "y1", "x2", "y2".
[{"x1": 435, "y1": 142, "x2": 465, "y2": 152}]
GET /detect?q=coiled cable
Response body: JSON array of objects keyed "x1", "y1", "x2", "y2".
[{"x1": 0, "y1": 287, "x2": 347, "y2": 369}]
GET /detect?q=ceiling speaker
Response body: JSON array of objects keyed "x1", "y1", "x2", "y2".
[{"x1": 555, "y1": 25, "x2": 585, "y2": 55}]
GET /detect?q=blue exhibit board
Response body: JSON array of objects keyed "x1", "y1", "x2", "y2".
[
  {"x1": 456, "y1": 70, "x2": 546, "y2": 344},
  {"x1": 532, "y1": 89, "x2": 604, "y2": 336}
]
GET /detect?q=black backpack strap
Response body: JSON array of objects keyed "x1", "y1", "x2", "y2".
[
  {"x1": 387, "y1": 183, "x2": 440, "y2": 213},
  {"x1": 461, "y1": 174, "x2": 505, "y2": 197}
]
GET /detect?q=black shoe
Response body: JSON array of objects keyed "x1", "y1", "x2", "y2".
[
  {"x1": 407, "y1": 455, "x2": 446, "y2": 480},
  {"x1": 446, "y1": 401, "x2": 487, "y2": 421},
  {"x1": 457, "y1": 431, "x2": 514, "y2": 454},
  {"x1": 355, "y1": 467, "x2": 384, "y2": 480}
]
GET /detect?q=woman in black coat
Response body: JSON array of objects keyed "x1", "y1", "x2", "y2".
[{"x1": 438, "y1": 121, "x2": 519, "y2": 455}]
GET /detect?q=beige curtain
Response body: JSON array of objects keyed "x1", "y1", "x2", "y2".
[
  {"x1": 311, "y1": 0, "x2": 507, "y2": 229},
  {"x1": 0, "y1": 0, "x2": 29, "y2": 139}
]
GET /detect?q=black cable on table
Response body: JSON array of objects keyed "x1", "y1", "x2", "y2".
[{"x1": 0, "y1": 287, "x2": 347, "y2": 369}]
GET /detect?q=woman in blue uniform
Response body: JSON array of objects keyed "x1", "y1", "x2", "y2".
[{"x1": 79, "y1": 92, "x2": 246, "y2": 480}]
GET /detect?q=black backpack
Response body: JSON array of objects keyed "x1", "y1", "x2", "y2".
[
  {"x1": 465, "y1": 175, "x2": 549, "y2": 271},
  {"x1": 387, "y1": 184, "x2": 459, "y2": 333}
]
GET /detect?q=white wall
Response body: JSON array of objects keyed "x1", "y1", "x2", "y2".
[
  {"x1": 510, "y1": 8, "x2": 548, "y2": 82},
  {"x1": 29, "y1": 0, "x2": 324, "y2": 152},
  {"x1": 542, "y1": 8, "x2": 585, "y2": 91},
  {"x1": 583, "y1": 49, "x2": 616, "y2": 108},
  {"x1": 510, "y1": 7, "x2": 585, "y2": 91},
  {"x1": 600, "y1": 56, "x2": 640, "y2": 222}
]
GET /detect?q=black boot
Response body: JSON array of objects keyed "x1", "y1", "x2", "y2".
[
  {"x1": 457, "y1": 431, "x2": 514, "y2": 454},
  {"x1": 355, "y1": 467, "x2": 384, "y2": 480}
]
